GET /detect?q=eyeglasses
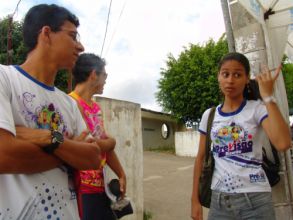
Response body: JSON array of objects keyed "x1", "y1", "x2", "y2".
[
  {"x1": 59, "y1": 28, "x2": 81, "y2": 43},
  {"x1": 96, "y1": 71, "x2": 108, "y2": 78}
]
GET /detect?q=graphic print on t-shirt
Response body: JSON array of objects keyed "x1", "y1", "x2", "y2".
[
  {"x1": 215, "y1": 170, "x2": 244, "y2": 192},
  {"x1": 19, "y1": 92, "x2": 67, "y2": 134},
  {"x1": 212, "y1": 122, "x2": 253, "y2": 158}
]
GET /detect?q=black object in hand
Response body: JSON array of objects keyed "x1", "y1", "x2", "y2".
[{"x1": 108, "y1": 179, "x2": 121, "y2": 198}]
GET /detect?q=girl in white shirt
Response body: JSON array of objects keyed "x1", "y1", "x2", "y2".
[{"x1": 191, "y1": 52, "x2": 291, "y2": 220}]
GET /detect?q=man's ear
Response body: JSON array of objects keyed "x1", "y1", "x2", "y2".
[
  {"x1": 39, "y1": 26, "x2": 51, "y2": 43},
  {"x1": 89, "y1": 70, "x2": 97, "y2": 81}
]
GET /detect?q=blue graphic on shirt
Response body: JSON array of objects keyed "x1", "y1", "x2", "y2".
[
  {"x1": 249, "y1": 172, "x2": 266, "y2": 183},
  {"x1": 222, "y1": 172, "x2": 244, "y2": 192},
  {"x1": 212, "y1": 122, "x2": 254, "y2": 157}
]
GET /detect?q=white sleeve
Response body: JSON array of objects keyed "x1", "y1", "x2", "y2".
[
  {"x1": 198, "y1": 108, "x2": 212, "y2": 135},
  {"x1": 71, "y1": 100, "x2": 87, "y2": 136},
  {"x1": 254, "y1": 100, "x2": 268, "y2": 125},
  {"x1": 0, "y1": 66, "x2": 16, "y2": 135}
]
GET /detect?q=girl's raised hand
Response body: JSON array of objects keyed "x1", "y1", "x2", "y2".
[{"x1": 256, "y1": 64, "x2": 282, "y2": 99}]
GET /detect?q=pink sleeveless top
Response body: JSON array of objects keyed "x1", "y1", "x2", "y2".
[{"x1": 69, "y1": 91, "x2": 107, "y2": 194}]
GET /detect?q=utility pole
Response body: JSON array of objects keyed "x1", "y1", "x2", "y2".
[
  {"x1": 7, "y1": 15, "x2": 13, "y2": 65},
  {"x1": 220, "y1": 0, "x2": 235, "y2": 52}
]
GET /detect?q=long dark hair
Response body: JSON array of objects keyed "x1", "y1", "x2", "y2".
[{"x1": 218, "y1": 52, "x2": 261, "y2": 101}]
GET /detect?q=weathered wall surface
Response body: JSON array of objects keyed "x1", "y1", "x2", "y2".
[
  {"x1": 141, "y1": 109, "x2": 183, "y2": 150},
  {"x1": 142, "y1": 118, "x2": 175, "y2": 149},
  {"x1": 94, "y1": 96, "x2": 143, "y2": 220},
  {"x1": 175, "y1": 131, "x2": 200, "y2": 157}
]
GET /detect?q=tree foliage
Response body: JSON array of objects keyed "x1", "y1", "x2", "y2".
[
  {"x1": 0, "y1": 16, "x2": 27, "y2": 65},
  {"x1": 0, "y1": 16, "x2": 69, "y2": 92},
  {"x1": 282, "y1": 57, "x2": 293, "y2": 111},
  {"x1": 156, "y1": 37, "x2": 228, "y2": 123}
]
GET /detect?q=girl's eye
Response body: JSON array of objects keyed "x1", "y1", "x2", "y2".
[
  {"x1": 221, "y1": 72, "x2": 229, "y2": 78},
  {"x1": 234, "y1": 73, "x2": 241, "y2": 78}
]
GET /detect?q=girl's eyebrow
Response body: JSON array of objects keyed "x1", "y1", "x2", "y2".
[{"x1": 220, "y1": 68, "x2": 244, "y2": 71}]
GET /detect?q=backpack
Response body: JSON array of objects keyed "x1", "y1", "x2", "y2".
[
  {"x1": 248, "y1": 79, "x2": 281, "y2": 187},
  {"x1": 262, "y1": 143, "x2": 280, "y2": 187},
  {"x1": 198, "y1": 107, "x2": 216, "y2": 208}
]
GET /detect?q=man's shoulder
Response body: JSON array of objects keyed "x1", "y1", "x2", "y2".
[
  {"x1": 55, "y1": 88, "x2": 76, "y2": 104},
  {"x1": 0, "y1": 65, "x2": 18, "y2": 87},
  {"x1": 0, "y1": 64, "x2": 16, "y2": 76}
]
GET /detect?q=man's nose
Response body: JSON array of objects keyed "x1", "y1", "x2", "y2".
[{"x1": 77, "y1": 41, "x2": 84, "y2": 53}]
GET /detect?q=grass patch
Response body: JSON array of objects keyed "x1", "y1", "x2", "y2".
[
  {"x1": 147, "y1": 146, "x2": 175, "y2": 154},
  {"x1": 143, "y1": 210, "x2": 153, "y2": 220}
]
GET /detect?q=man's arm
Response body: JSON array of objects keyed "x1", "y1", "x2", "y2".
[
  {"x1": 16, "y1": 126, "x2": 101, "y2": 170},
  {"x1": 96, "y1": 137, "x2": 116, "y2": 152},
  {"x1": 54, "y1": 138, "x2": 101, "y2": 170},
  {"x1": 0, "y1": 128, "x2": 62, "y2": 174},
  {"x1": 106, "y1": 150, "x2": 126, "y2": 197}
]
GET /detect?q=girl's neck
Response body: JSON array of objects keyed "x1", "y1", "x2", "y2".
[{"x1": 222, "y1": 97, "x2": 245, "y2": 113}]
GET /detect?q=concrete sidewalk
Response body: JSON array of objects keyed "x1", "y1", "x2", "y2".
[{"x1": 143, "y1": 151, "x2": 209, "y2": 220}]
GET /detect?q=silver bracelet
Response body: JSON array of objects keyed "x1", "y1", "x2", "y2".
[{"x1": 263, "y1": 96, "x2": 276, "y2": 104}]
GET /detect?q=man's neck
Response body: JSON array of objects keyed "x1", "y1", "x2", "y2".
[
  {"x1": 73, "y1": 84, "x2": 94, "y2": 106},
  {"x1": 20, "y1": 51, "x2": 58, "y2": 86}
]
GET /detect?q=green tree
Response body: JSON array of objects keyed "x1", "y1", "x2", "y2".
[
  {"x1": 0, "y1": 16, "x2": 27, "y2": 64},
  {"x1": 282, "y1": 58, "x2": 293, "y2": 111},
  {"x1": 0, "y1": 16, "x2": 69, "y2": 92},
  {"x1": 156, "y1": 37, "x2": 228, "y2": 123}
]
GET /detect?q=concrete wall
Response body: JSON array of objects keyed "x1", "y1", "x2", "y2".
[
  {"x1": 175, "y1": 131, "x2": 200, "y2": 157},
  {"x1": 93, "y1": 96, "x2": 143, "y2": 220},
  {"x1": 141, "y1": 118, "x2": 175, "y2": 149},
  {"x1": 141, "y1": 108, "x2": 184, "y2": 150}
]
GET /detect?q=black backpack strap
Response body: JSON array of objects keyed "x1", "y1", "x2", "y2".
[
  {"x1": 205, "y1": 107, "x2": 216, "y2": 162},
  {"x1": 269, "y1": 142, "x2": 280, "y2": 166}
]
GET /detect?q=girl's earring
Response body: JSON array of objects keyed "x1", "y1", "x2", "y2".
[{"x1": 247, "y1": 83, "x2": 251, "y2": 94}]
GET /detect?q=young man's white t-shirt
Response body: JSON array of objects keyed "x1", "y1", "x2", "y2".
[
  {"x1": 199, "y1": 100, "x2": 271, "y2": 193},
  {"x1": 0, "y1": 65, "x2": 87, "y2": 220}
]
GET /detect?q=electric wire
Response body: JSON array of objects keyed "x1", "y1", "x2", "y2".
[
  {"x1": 100, "y1": 0, "x2": 113, "y2": 57},
  {"x1": 12, "y1": 0, "x2": 22, "y2": 17},
  {"x1": 104, "y1": 0, "x2": 128, "y2": 57}
]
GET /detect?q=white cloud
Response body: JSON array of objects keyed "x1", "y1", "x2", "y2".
[{"x1": 0, "y1": 0, "x2": 225, "y2": 112}]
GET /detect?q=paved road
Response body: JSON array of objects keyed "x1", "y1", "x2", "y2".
[{"x1": 143, "y1": 151, "x2": 209, "y2": 220}]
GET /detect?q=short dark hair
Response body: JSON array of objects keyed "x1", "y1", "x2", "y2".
[
  {"x1": 23, "y1": 4, "x2": 79, "y2": 52},
  {"x1": 72, "y1": 53, "x2": 106, "y2": 84}
]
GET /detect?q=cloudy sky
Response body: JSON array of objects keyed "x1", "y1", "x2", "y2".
[{"x1": 0, "y1": 0, "x2": 225, "y2": 111}]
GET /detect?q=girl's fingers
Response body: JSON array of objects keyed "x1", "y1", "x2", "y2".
[
  {"x1": 273, "y1": 64, "x2": 282, "y2": 81},
  {"x1": 260, "y1": 64, "x2": 271, "y2": 79}
]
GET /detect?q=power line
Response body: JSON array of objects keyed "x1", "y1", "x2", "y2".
[
  {"x1": 100, "y1": 0, "x2": 113, "y2": 57},
  {"x1": 12, "y1": 0, "x2": 22, "y2": 17},
  {"x1": 104, "y1": 0, "x2": 128, "y2": 57}
]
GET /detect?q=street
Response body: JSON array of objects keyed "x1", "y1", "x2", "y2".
[{"x1": 143, "y1": 151, "x2": 209, "y2": 220}]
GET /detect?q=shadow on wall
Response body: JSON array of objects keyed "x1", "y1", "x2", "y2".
[{"x1": 141, "y1": 108, "x2": 184, "y2": 150}]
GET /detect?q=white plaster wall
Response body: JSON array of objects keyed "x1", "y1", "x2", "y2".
[
  {"x1": 94, "y1": 96, "x2": 143, "y2": 220},
  {"x1": 175, "y1": 131, "x2": 200, "y2": 157}
]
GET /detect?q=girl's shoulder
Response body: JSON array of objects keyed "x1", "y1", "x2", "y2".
[{"x1": 246, "y1": 99, "x2": 265, "y2": 109}]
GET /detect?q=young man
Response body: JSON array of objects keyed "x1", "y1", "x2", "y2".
[
  {"x1": 70, "y1": 53, "x2": 126, "y2": 220},
  {"x1": 0, "y1": 4, "x2": 101, "y2": 220}
]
